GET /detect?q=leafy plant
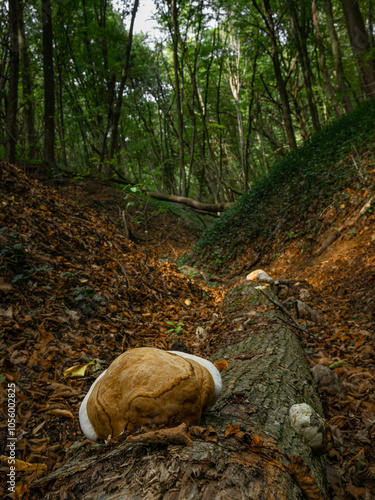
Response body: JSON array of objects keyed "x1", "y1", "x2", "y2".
[
  {"x1": 71, "y1": 286, "x2": 96, "y2": 301},
  {"x1": 166, "y1": 321, "x2": 185, "y2": 335}
]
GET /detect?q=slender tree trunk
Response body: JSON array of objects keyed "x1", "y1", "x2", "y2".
[
  {"x1": 255, "y1": 0, "x2": 297, "y2": 150},
  {"x1": 171, "y1": 0, "x2": 187, "y2": 196},
  {"x1": 340, "y1": 0, "x2": 375, "y2": 99},
  {"x1": 5, "y1": 0, "x2": 19, "y2": 164},
  {"x1": 18, "y1": 0, "x2": 37, "y2": 159},
  {"x1": 369, "y1": 0, "x2": 375, "y2": 49},
  {"x1": 312, "y1": 0, "x2": 342, "y2": 118},
  {"x1": 42, "y1": 0, "x2": 57, "y2": 174},
  {"x1": 289, "y1": 4, "x2": 320, "y2": 132},
  {"x1": 323, "y1": 0, "x2": 353, "y2": 112},
  {"x1": 227, "y1": 33, "x2": 247, "y2": 191},
  {"x1": 0, "y1": 40, "x2": 8, "y2": 112},
  {"x1": 108, "y1": 0, "x2": 139, "y2": 165},
  {"x1": 57, "y1": 63, "x2": 67, "y2": 166}
]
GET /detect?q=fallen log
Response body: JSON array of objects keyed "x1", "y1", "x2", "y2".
[
  {"x1": 146, "y1": 191, "x2": 234, "y2": 213},
  {"x1": 31, "y1": 283, "x2": 328, "y2": 499}
]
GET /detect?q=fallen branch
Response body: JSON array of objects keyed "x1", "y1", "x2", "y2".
[
  {"x1": 257, "y1": 289, "x2": 301, "y2": 329},
  {"x1": 257, "y1": 288, "x2": 315, "y2": 337},
  {"x1": 146, "y1": 191, "x2": 234, "y2": 213}
]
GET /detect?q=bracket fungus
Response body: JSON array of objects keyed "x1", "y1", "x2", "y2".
[
  {"x1": 79, "y1": 347, "x2": 222, "y2": 442},
  {"x1": 289, "y1": 403, "x2": 333, "y2": 455}
]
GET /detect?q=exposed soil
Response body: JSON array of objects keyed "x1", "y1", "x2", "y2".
[{"x1": 1, "y1": 161, "x2": 374, "y2": 499}]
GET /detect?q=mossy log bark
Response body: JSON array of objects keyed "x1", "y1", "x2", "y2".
[{"x1": 32, "y1": 283, "x2": 328, "y2": 499}]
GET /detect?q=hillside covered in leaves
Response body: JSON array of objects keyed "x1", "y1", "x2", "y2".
[{"x1": 0, "y1": 161, "x2": 227, "y2": 498}]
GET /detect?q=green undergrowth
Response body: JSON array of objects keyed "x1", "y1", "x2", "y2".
[{"x1": 185, "y1": 98, "x2": 375, "y2": 273}]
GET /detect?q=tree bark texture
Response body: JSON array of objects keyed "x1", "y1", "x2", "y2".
[
  {"x1": 171, "y1": 0, "x2": 187, "y2": 197},
  {"x1": 31, "y1": 283, "x2": 328, "y2": 499},
  {"x1": 18, "y1": 0, "x2": 37, "y2": 158},
  {"x1": 323, "y1": 0, "x2": 353, "y2": 112},
  {"x1": 42, "y1": 0, "x2": 56, "y2": 169},
  {"x1": 340, "y1": 0, "x2": 375, "y2": 99},
  {"x1": 5, "y1": 0, "x2": 19, "y2": 164},
  {"x1": 259, "y1": 0, "x2": 297, "y2": 150}
]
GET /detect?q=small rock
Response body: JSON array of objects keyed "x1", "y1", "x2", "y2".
[
  {"x1": 299, "y1": 288, "x2": 310, "y2": 301},
  {"x1": 311, "y1": 364, "x2": 342, "y2": 395}
]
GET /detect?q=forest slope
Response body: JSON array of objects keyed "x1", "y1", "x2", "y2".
[
  {"x1": 0, "y1": 161, "x2": 229, "y2": 498},
  {"x1": 190, "y1": 98, "x2": 375, "y2": 276}
]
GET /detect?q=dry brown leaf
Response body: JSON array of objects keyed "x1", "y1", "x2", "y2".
[
  {"x1": 214, "y1": 359, "x2": 228, "y2": 372},
  {"x1": 250, "y1": 434, "x2": 263, "y2": 452},
  {"x1": 224, "y1": 424, "x2": 241, "y2": 438},
  {"x1": 289, "y1": 456, "x2": 326, "y2": 500},
  {"x1": 46, "y1": 409, "x2": 74, "y2": 418},
  {"x1": 0, "y1": 455, "x2": 47, "y2": 472}
]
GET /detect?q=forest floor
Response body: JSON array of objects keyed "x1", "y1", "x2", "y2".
[{"x1": 0, "y1": 161, "x2": 374, "y2": 499}]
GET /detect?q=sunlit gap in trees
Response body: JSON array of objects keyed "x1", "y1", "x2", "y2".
[
  {"x1": 112, "y1": 0, "x2": 221, "y2": 44},
  {"x1": 113, "y1": 0, "x2": 161, "y2": 40}
]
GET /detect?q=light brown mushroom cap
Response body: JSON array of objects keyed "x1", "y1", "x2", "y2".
[{"x1": 81, "y1": 347, "x2": 218, "y2": 441}]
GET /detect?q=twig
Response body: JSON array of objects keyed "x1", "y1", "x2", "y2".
[
  {"x1": 257, "y1": 288, "x2": 311, "y2": 335},
  {"x1": 276, "y1": 315, "x2": 315, "y2": 338}
]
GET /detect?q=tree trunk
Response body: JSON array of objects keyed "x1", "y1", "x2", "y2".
[
  {"x1": 323, "y1": 0, "x2": 353, "y2": 112},
  {"x1": 171, "y1": 0, "x2": 187, "y2": 197},
  {"x1": 108, "y1": 0, "x2": 139, "y2": 164},
  {"x1": 312, "y1": 0, "x2": 343, "y2": 118},
  {"x1": 258, "y1": 0, "x2": 297, "y2": 151},
  {"x1": 31, "y1": 283, "x2": 328, "y2": 499},
  {"x1": 227, "y1": 32, "x2": 247, "y2": 190},
  {"x1": 42, "y1": 0, "x2": 57, "y2": 174},
  {"x1": 289, "y1": 4, "x2": 320, "y2": 132},
  {"x1": 5, "y1": 0, "x2": 19, "y2": 164},
  {"x1": 340, "y1": 0, "x2": 375, "y2": 99},
  {"x1": 145, "y1": 191, "x2": 233, "y2": 213},
  {"x1": 18, "y1": 0, "x2": 37, "y2": 159}
]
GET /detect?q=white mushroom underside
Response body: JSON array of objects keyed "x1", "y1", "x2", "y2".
[
  {"x1": 79, "y1": 369, "x2": 107, "y2": 442},
  {"x1": 79, "y1": 350, "x2": 223, "y2": 441}
]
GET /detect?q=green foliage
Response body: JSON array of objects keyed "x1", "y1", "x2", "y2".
[
  {"x1": 1, "y1": 0, "x2": 371, "y2": 202},
  {"x1": 166, "y1": 321, "x2": 185, "y2": 335}
]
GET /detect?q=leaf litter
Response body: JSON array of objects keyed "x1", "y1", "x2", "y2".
[
  {"x1": 0, "y1": 161, "x2": 226, "y2": 498},
  {"x1": 1, "y1": 159, "x2": 375, "y2": 499}
]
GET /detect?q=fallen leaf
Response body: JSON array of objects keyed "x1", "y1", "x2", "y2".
[
  {"x1": 0, "y1": 306, "x2": 13, "y2": 318},
  {"x1": 15, "y1": 480, "x2": 28, "y2": 499},
  {"x1": 289, "y1": 455, "x2": 325, "y2": 500},
  {"x1": 327, "y1": 361, "x2": 348, "y2": 369},
  {"x1": 214, "y1": 359, "x2": 228, "y2": 372},
  {"x1": 63, "y1": 361, "x2": 94, "y2": 378},
  {"x1": 0, "y1": 455, "x2": 47, "y2": 471},
  {"x1": 224, "y1": 424, "x2": 241, "y2": 438},
  {"x1": 46, "y1": 409, "x2": 74, "y2": 418},
  {"x1": 251, "y1": 434, "x2": 263, "y2": 452}
]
